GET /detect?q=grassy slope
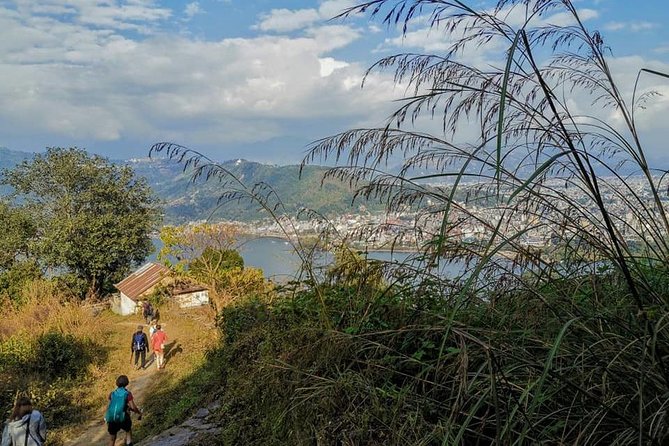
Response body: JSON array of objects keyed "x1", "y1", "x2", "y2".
[{"x1": 0, "y1": 292, "x2": 219, "y2": 446}]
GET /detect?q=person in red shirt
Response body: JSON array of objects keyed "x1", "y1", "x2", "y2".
[{"x1": 150, "y1": 324, "x2": 168, "y2": 370}]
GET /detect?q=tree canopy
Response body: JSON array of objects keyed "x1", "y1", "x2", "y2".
[{"x1": 1, "y1": 147, "x2": 161, "y2": 299}]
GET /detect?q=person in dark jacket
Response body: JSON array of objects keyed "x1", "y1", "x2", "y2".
[
  {"x1": 142, "y1": 300, "x2": 154, "y2": 324},
  {"x1": 130, "y1": 325, "x2": 149, "y2": 370}
]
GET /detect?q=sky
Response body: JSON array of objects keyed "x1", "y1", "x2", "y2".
[{"x1": 0, "y1": 0, "x2": 668, "y2": 165}]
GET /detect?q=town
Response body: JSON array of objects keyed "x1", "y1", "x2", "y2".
[{"x1": 218, "y1": 175, "x2": 662, "y2": 252}]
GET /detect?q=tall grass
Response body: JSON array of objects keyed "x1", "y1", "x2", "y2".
[
  {"x1": 152, "y1": 1, "x2": 669, "y2": 444},
  {"x1": 0, "y1": 280, "x2": 111, "y2": 445}
]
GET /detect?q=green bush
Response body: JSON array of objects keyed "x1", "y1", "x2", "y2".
[{"x1": 33, "y1": 332, "x2": 92, "y2": 379}]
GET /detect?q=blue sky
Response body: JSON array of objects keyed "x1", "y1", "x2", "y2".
[{"x1": 0, "y1": 0, "x2": 668, "y2": 164}]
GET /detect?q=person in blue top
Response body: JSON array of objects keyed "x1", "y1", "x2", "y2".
[{"x1": 1, "y1": 396, "x2": 47, "y2": 446}]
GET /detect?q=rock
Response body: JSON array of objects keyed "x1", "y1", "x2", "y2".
[
  {"x1": 138, "y1": 404, "x2": 222, "y2": 446},
  {"x1": 193, "y1": 408, "x2": 209, "y2": 419}
]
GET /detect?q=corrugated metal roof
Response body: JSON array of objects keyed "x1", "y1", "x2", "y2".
[{"x1": 115, "y1": 262, "x2": 169, "y2": 301}]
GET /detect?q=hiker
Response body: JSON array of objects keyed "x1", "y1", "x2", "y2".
[
  {"x1": 105, "y1": 375, "x2": 142, "y2": 446},
  {"x1": 148, "y1": 321, "x2": 157, "y2": 338},
  {"x1": 142, "y1": 300, "x2": 154, "y2": 325},
  {"x1": 130, "y1": 325, "x2": 149, "y2": 370},
  {"x1": 1, "y1": 396, "x2": 47, "y2": 446},
  {"x1": 150, "y1": 324, "x2": 168, "y2": 370}
]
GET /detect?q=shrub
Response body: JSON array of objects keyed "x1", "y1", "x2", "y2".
[{"x1": 33, "y1": 332, "x2": 92, "y2": 380}]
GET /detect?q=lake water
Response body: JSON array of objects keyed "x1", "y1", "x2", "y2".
[
  {"x1": 237, "y1": 237, "x2": 422, "y2": 281},
  {"x1": 151, "y1": 236, "x2": 457, "y2": 281},
  {"x1": 151, "y1": 236, "x2": 604, "y2": 284}
]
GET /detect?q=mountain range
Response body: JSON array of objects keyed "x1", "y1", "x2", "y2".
[{"x1": 0, "y1": 147, "x2": 379, "y2": 223}]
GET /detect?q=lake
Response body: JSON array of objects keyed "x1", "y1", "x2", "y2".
[{"x1": 150, "y1": 236, "x2": 461, "y2": 281}]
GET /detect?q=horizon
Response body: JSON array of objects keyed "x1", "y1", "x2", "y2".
[{"x1": 0, "y1": 1, "x2": 668, "y2": 166}]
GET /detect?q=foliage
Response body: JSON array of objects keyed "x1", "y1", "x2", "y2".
[
  {"x1": 0, "y1": 283, "x2": 110, "y2": 445},
  {"x1": 1, "y1": 147, "x2": 161, "y2": 299},
  {"x1": 0, "y1": 201, "x2": 36, "y2": 271},
  {"x1": 158, "y1": 222, "x2": 270, "y2": 308},
  {"x1": 149, "y1": 0, "x2": 669, "y2": 444},
  {"x1": 190, "y1": 247, "x2": 244, "y2": 285},
  {"x1": 216, "y1": 266, "x2": 270, "y2": 303},
  {"x1": 0, "y1": 260, "x2": 42, "y2": 305},
  {"x1": 326, "y1": 246, "x2": 385, "y2": 293},
  {"x1": 158, "y1": 222, "x2": 239, "y2": 272}
]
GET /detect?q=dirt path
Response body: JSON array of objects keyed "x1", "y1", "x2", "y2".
[
  {"x1": 70, "y1": 321, "x2": 164, "y2": 446},
  {"x1": 65, "y1": 307, "x2": 217, "y2": 446},
  {"x1": 70, "y1": 367, "x2": 155, "y2": 446}
]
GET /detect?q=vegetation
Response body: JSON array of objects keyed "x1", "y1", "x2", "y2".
[
  {"x1": 159, "y1": 222, "x2": 270, "y2": 309},
  {"x1": 149, "y1": 0, "x2": 669, "y2": 444},
  {"x1": 0, "y1": 276, "x2": 218, "y2": 445},
  {"x1": 1, "y1": 147, "x2": 161, "y2": 299},
  {"x1": 0, "y1": 281, "x2": 111, "y2": 445}
]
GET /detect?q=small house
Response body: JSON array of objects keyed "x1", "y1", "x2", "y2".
[
  {"x1": 113, "y1": 262, "x2": 170, "y2": 316},
  {"x1": 112, "y1": 262, "x2": 211, "y2": 315},
  {"x1": 172, "y1": 284, "x2": 210, "y2": 308}
]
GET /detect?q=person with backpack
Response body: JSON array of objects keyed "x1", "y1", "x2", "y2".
[
  {"x1": 142, "y1": 301, "x2": 154, "y2": 325},
  {"x1": 130, "y1": 325, "x2": 149, "y2": 370},
  {"x1": 1, "y1": 396, "x2": 46, "y2": 446},
  {"x1": 105, "y1": 375, "x2": 141, "y2": 446},
  {"x1": 150, "y1": 324, "x2": 168, "y2": 370}
]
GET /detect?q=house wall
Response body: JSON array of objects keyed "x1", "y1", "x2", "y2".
[
  {"x1": 116, "y1": 293, "x2": 139, "y2": 316},
  {"x1": 175, "y1": 290, "x2": 209, "y2": 308}
]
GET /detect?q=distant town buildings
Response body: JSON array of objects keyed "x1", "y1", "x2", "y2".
[{"x1": 190, "y1": 176, "x2": 664, "y2": 252}]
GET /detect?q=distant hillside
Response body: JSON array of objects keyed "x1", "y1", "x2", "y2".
[
  {"x1": 0, "y1": 147, "x2": 380, "y2": 222},
  {"x1": 127, "y1": 157, "x2": 380, "y2": 223},
  {"x1": 0, "y1": 147, "x2": 32, "y2": 170}
]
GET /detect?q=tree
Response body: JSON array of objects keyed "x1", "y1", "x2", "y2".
[
  {"x1": 1, "y1": 147, "x2": 161, "y2": 299},
  {"x1": 189, "y1": 247, "x2": 244, "y2": 284},
  {"x1": 158, "y1": 222, "x2": 240, "y2": 271},
  {"x1": 158, "y1": 222, "x2": 247, "y2": 308},
  {"x1": 0, "y1": 200, "x2": 36, "y2": 270}
]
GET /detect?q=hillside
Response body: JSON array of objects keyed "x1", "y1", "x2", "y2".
[
  {"x1": 0, "y1": 148, "x2": 381, "y2": 223},
  {"x1": 128, "y1": 156, "x2": 381, "y2": 223}
]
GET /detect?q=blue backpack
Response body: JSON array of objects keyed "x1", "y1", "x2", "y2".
[
  {"x1": 105, "y1": 387, "x2": 129, "y2": 423},
  {"x1": 133, "y1": 332, "x2": 146, "y2": 351}
]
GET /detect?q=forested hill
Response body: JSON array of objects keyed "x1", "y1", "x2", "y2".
[
  {"x1": 128, "y1": 156, "x2": 382, "y2": 223},
  {"x1": 0, "y1": 147, "x2": 379, "y2": 222}
]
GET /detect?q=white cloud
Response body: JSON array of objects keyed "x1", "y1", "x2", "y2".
[
  {"x1": 253, "y1": 1, "x2": 361, "y2": 34},
  {"x1": 184, "y1": 2, "x2": 202, "y2": 21},
  {"x1": 0, "y1": 2, "x2": 399, "y2": 148},
  {"x1": 605, "y1": 21, "x2": 659, "y2": 32},
  {"x1": 318, "y1": 0, "x2": 359, "y2": 19},
  {"x1": 255, "y1": 8, "x2": 321, "y2": 33},
  {"x1": 319, "y1": 57, "x2": 349, "y2": 77},
  {"x1": 604, "y1": 21, "x2": 626, "y2": 31}
]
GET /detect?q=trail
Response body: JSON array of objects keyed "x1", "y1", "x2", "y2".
[
  {"x1": 63, "y1": 305, "x2": 217, "y2": 446},
  {"x1": 69, "y1": 321, "x2": 163, "y2": 446}
]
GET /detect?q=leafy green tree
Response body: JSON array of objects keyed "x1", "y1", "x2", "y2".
[
  {"x1": 1, "y1": 147, "x2": 161, "y2": 299},
  {"x1": 0, "y1": 201, "x2": 36, "y2": 270},
  {"x1": 158, "y1": 222, "x2": 239, "y2": 271},
  {"x1": 190, "y1": 247, "x2": 244, "y2": 286}
]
